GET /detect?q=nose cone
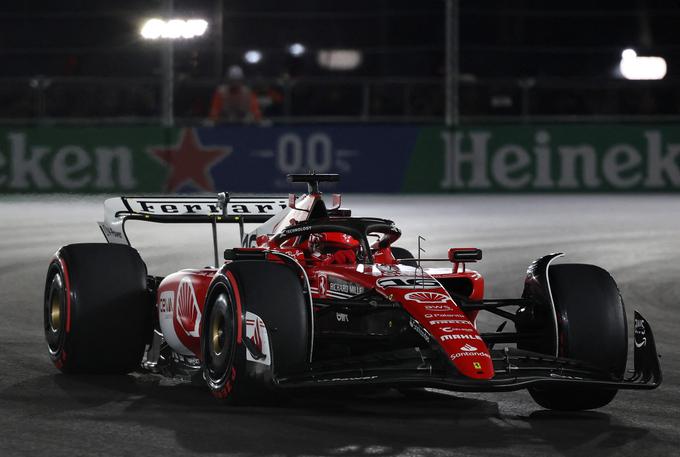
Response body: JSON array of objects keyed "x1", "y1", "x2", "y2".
[
  {"x1": 448, "y1": 341, "x2": 495, "y2": 379},
  {"x1": 375, "y1": 269, "x2": 496, "y2": 380}
]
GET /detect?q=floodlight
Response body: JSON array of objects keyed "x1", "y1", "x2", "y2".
[
  {"x1": 619, "y1": 48, "x2": 667, "y2": 80},
  {"x1": 244, "y1": 50, "x2": 263, "y2": 64},
  {"x1": 288, "y1": 43, "x2": 306, "y2": 57},
  {"x1": 317, "y1": 49, "x2": 362, "y2": 71},
  {"x1": 140, "y1": 18, "x2": 208, "y2": 40}
]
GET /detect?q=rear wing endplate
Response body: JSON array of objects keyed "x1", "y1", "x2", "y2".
[{"x1": 98, "y1": 194, "x2": 288, "y2": 246}]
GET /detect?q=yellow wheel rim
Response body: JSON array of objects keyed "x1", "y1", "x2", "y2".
[
  {"x1": 49, "y1": 278, "x2": 63, "y2": 332},
  {"x1": 210, "y1": 312, "x2": 226, "y2": 356}
]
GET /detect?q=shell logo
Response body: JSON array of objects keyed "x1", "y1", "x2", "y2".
[
  {"x1": 404, "y1": 291, "x2": 449, "y2": 304},
  {"x1": 176, "y1": 277, "x2": 201, "y2": 337}
]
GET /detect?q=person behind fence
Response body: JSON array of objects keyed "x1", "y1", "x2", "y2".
[{"x1": 209, "y1": 65, "x2": 262, "y2": 123}]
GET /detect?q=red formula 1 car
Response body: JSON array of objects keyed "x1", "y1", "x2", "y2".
[{"x1": 43, "y1": 173, "x2": 661, "y2": 410}]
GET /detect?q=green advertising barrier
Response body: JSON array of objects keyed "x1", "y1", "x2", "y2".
[
  {"x1": 1, "y1": 124, "x2": 680, "y2": 193},
  {"x1": 0, "y1": 127, "x2": 178, "y2": 193},
  {"x1": 405, "y1": 124, "x2": 680, "y2": 192}
]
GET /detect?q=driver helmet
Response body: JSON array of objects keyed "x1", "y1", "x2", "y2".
[{"x1": 309, "y1": 232, "x2": 359, "y2": 255}]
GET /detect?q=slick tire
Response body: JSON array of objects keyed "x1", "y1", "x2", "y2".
[
  {"x1": 391, "y1": 247, "x2": 417, "y2": 267},
  {"x1": 202, "y1": 261, "x2": 309, "y2": 404},
  {"x1": 527, "y1": 264, "x2": 627, "y2": 411},
  {"x1": 44, "y1": 243, "x2": 152, "y2": 374}
]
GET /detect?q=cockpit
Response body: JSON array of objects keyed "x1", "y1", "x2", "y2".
[
  {"x1": 269, "y1": 216, "x2": 402, "y2": 266},
  {"x1": 248, "y1": 173, "x2": 403, "y2": 266}
]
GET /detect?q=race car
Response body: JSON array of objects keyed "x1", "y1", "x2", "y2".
[{"x1": 43, "y1": 173, "x2": 662, "y2": 410}]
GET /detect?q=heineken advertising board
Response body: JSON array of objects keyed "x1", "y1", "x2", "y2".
[
  {"x1": 405, "y1": 125, "x2": 680, "y2": 192},
  {"x1": 1, "y1": 124, "x2": 679, "y2": 193}
]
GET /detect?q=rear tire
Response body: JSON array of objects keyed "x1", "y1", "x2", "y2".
[
  {"x1": 44, "y1": 243, "x2": 152, "y2": 374},
  {"x1": 526, "y1": 264, "x2": 627, "y2": 410}
]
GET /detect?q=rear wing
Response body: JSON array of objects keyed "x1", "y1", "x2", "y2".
[{"x1": 98, "y1": 195, "x2": 288, "y2": 246}]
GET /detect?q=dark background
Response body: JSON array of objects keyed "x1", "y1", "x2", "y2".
[
  {"x1": 2, "y1": 0, "x2": 680, "y2": 120},
  {"x1": 0, "y1": 6, "x2": 678, "y2": 456}
]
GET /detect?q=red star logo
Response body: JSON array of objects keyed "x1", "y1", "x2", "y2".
[{"x1": 150, "y1": 128, "x2": 231, "y2": 192}]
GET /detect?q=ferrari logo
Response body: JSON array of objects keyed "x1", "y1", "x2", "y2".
[
  {"x1": 318, "y1": 274, "x2": 328, "y2": 296},
  {"x1": 473, "y1": 362, "x2": 482, "y2": 370}
]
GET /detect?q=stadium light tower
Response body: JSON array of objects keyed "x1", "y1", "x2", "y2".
[
  {"x1": 139, "y1": 0, "x2": 210, "y2": 127},
  {"x1": 444, "y1": 0, "x2": 460, "y2": 128}
]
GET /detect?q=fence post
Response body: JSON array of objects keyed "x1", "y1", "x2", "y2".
[
  {"x1": 160, "y1": 0, "x2": 174, "y2": 127},
  {"x1": 362, "y1": 82, "x2": 371, "y2": 120},
  {"x1": 445, "y1": 0, "x2": 460, "y2": 128}
]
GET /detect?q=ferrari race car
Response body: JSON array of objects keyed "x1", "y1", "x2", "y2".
[{"x1": 44, "y1": 173, "x2": 661, "y2": 410}]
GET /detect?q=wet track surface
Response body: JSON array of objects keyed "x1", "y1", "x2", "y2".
[{"x1": 0, "y1": 194, "x2": 678, "y2": 456}]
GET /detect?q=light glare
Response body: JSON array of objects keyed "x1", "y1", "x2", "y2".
[
  {"x1": 244, "y1": 50, "x2": 263, "y2": 64},
  {"x1": 317, "y1": 49, "x2": 362, "y2": 71},
  {"x1": 140, "y1": 18, "x2": 208, "y2": 40},
  {"x1": 140, "y1": 18, "x2": 165, "y2": 39},
  {"x1": 289, "y1": 43, "x2": 306, "y2": 56},
  {"x1": 619, "y1": 49, "x2": 667, "y2": 80},
  {"x1": 621, "y1": 48, "x2": 637, "y2": 60}
]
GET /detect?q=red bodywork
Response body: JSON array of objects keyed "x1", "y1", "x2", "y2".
[{"x1": 156, "y1": 193, "x2": 495, "y2": 381}]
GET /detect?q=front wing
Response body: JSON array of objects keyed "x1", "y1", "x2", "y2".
[{"x1": 276, "y1": 311, "x2": 661, "y2": 392}]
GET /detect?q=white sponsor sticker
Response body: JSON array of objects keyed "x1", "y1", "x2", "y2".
[
  {"x1": 440, "y1": 334, "x2": 482, "y2": 342},
  {"x1": 450, "y1": 351, "x2": 491, "y2": 360},
  {"x1": 424, "y1": 312, "x2": 467, "y2": 319},
  {"x1": 439, "y1": 327, "x2": 474, "y2": 333},
  {"x1": 245, "y1": 312, "x2": 271, "y2": 366},
  {"x1": 634, "y1": 317, "x2": 647, "y2": 348},
  {"x1": 376, "y1": 276, "x2": 439, "y2": 289},
  {"x1": 424, "y1": 305, "x2": 452, "y2": 311},
  {"x1": 429, "y1": 319, "x2": 470, "y2": 325},
  {"x1": 126, "y1": 197, "x2": 287, "y2": 217},
  {"x1": 409, "y1": 318, "x2": 430, "y2": 342},
  {"x1": 440, "y1": 326, "x2": 472, "y2": 332},
  {"x1": 317, "y1": 375, "x2": 379, "y2": 383},
  {"x1": 159, "y1": 290, "x2": 174, "y2": 318}
]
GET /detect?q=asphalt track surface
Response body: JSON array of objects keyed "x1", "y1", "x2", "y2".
[{"x1": 0, "y1": 194, "x2": 678, "y2": 457}]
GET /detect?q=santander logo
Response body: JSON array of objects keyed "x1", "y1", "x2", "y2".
[
  {"x1": 176, "y1": 277, "x2": 201, "y2": 337},
  {"x1": 460, "y1": 344, "x2": 478, "y2": 352}
]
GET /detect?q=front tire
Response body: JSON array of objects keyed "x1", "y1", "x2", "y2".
[
  {"x1": 525, "y1": 264, "x2": 627, "y2": 410},
  {"x1": 44, "y1": 243, "x2": 152, "y2": 374},
  {"x1": 203, "y1": 261, "x2": 310, "y2": 403},
  {"x1": 202, "y1": 274, "x2": 247, "y2": 401}
]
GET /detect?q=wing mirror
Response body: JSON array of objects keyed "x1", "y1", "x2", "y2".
[
  {"x1": 330, "y1": 194, "x2": 341, "y2": 210},
  {"x1": 288, "y1": 193, "x2": 310, "y2": 212},
  {"x1": 448, "y1": 248, "x2": 482, "y2": 273}
]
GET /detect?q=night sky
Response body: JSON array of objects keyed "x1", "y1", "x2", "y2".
[{"x1": 2, "y1": 1, "x2": 679, "y2": 79}]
